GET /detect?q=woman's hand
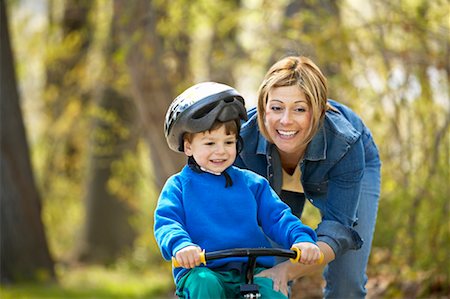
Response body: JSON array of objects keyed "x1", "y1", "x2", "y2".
[
  {"x1": 256, "y1": 242, "x2": 334, "y2": 295},
  {"x1": 255, "y1": 262, "x2": 291, "y2": 296},
  {"x1": 174, "y1": 245, "x2": 203, "y2": 269},
  {"x1": 292, "y1": 242, "x2": 322, "y2": 264}
]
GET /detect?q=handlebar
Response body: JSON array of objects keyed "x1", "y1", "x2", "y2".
[{"x1": 172, "y1": 247, "x2": 324, "y2": 268}]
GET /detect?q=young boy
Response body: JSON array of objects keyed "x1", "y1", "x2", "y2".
[{"x1": 154, "y1": 82, "x2": 321, "y2": 298}]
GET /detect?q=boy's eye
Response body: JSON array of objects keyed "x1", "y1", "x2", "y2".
[
  {"x1": 226, "y1": 140, "x2": 236, "y2": 145},
  {"x1": 205, "y1": 142, "x2": 214, "y2": 146}
]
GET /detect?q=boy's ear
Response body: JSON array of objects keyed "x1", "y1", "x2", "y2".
[{"x1": 183, "y1": 139, "x2": 192, "y2": 156}]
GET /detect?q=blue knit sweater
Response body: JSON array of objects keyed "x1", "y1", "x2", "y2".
[{"x1": 154, "y1": 165, "x2": 317, "y2": 282}]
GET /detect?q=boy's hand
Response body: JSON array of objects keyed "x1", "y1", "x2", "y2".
[
  {"x1": 175, "y1": 245, "x2": 203, "y2": 269},
  {"x1": 292, "y1": 242, "x2": 321, "y2": 265}
]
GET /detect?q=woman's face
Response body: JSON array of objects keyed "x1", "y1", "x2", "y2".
[{"x1": 264, "y1": 85, "x2": 312, "y2": 156}]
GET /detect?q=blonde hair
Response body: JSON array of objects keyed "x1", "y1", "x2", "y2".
[{"x1": 257, "y1": 56, "x2": 331, "y2": 146}]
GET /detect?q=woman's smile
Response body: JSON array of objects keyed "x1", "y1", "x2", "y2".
[{"x1": 277, "y1": 130, "x2": 298, "y2": 138}]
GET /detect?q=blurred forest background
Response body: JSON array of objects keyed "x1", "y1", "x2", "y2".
[{"x1": 1, "y1": 0, "x2": 449, "y2": 298}]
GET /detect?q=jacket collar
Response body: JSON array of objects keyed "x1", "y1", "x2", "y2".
[
  {"x1": 256, "y1": 133, "x2": 270, "y2": 155},
  {"x1": 304, "y1": 124, "x2": 327, "y2": 161}
]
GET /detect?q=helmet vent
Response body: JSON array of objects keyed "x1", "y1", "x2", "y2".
[{"x1": 191, "y1": 102, "x2": 219, "y2": 119}]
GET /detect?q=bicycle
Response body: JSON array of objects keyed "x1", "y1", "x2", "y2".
[{"x1": 172, "y1": 247, "x2": 324, "y2": 298}]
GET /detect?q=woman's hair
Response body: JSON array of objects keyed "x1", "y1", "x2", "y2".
[
  {"x1": 183, "y1": 120, "x2": 238, "y2": 143},
  {"x1": 257, "y1": 56, "x2": 330, "y2": 146}
]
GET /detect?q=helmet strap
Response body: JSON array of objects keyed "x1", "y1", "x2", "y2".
[{"x1": 236, "y1": 135, "x2": 244, "y2": 154}]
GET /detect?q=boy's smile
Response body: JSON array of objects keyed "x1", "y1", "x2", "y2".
[{"x1": 184, "y1": 124, "x2": 237, "y2": 174}]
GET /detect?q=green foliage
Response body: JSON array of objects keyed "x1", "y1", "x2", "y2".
[
  {"x1": 110, "y1": 141, "x2": 165, "y2": 268},
  {"x1": 8, "y1": 0, "x2": 450, "y2": 297},
  {"x1": 344, "y1": 2, "x2": 450, "y2": 296},
  {"x1": 34, "y1": 103, "x2": 88, "y2": 260}
]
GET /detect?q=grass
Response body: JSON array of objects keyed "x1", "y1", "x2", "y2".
[{"x1": 0, "y1": 264, "x2": 175, "y2": 299}]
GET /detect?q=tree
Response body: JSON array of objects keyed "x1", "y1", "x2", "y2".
[
  {"x1": 115, "y1": 0, "x2": 187, "y2": 190},
  {"x1": 116, "y1": 0, "x2": 253, "y2": 189},
  {"x1": 41, "y1": 0, "x2": 94, "y2": 190},
  {"x1": 38, "y1": 0, "x2": 95, "y2": 260},
  {"x1": 0, "y1": 0, "x2": 55, "y2": 283},
  {"x1": 72, "y1": 0, "x2": 140, "y2": 264},
  {"x1": 78, "y1": 89, "x2": 139, "y2": 264},
  {"x1": 340, "y1": 1, "x2": 450, "y2": 295}
]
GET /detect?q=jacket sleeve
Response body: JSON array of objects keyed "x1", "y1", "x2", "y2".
[
  {"x1": 253, "y1": 177, "x2": 317, "y2": 248},
  {"x1": 153, "y1": 176, "x2": 195, "y2": 260},
  {"x1": 315, "y1": 140, "x2": 364, "y2": 257}
]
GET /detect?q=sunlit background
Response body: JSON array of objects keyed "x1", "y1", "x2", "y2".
[{"x1": 1, "y1": 0, "x2": 449, "y2": 298}]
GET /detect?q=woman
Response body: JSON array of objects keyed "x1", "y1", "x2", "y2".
[{"x1": 235, "y1": 56, "x2": 381, "y2": 298}]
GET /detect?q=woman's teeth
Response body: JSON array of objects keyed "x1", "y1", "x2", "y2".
[{"x1": 278, "y1": 130, "x2": 297, "y2": 137}]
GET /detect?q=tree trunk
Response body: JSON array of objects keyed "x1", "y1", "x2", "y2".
[
  {"x1": 76, "y1": 4, "x2": 140, "y2": 263},
  {"x1": 77, "y1": 89, "x2": 138, "y2": 264},
  {"x1": 41, "y1": 0, "x2": 93, "y2": 192},
  {"x1": 114, "y1": 0, "x2": 186, "y2": 190},
  {"x1": 0, "y1": 0, "x2": 55, "y2": 283},
  {"x1": 208, "y1": 0, "x2": 242, "y2": 84}
]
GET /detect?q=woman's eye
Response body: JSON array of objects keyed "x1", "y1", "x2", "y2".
[
  {"x1": 270, "y1": 106, "x2": 282, "y2": 111},
  {"x1": 295, "y1": 107, "x2": 306, "y2": 112}
]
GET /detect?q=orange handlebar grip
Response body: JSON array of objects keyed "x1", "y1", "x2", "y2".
[
  {"x1": 290, "y1": 247, "x2": 325, "y2": 265},
  {"x1": 171, "y1": 256, "x2": 180, "y2": 268},
  {"x1": 172, "y1": 249, "x2": 206, "y2": 268},
  {"x1": 290, "y1": 247, "x2": 301, "y2": 264},
  {"x1": 318, "y1": 251, "x2": 325, "y2": 265},
  {"x1": 199, "y1": 249, "x2": 206, "y2": 265}
]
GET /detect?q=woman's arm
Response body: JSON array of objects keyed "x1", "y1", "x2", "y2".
[
  {"x1": 309, "y1": 138, "x2": 365, "y2": 257},
  {"x1": 286, "y1": 241, "x2": 335, "y2": 280},
  {"x1": 255, "y1": 241, "x2": 335, "y2": 296}
]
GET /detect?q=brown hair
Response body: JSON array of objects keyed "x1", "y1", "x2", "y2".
[
  {"x1": 257, "y1": 56, "x2": 332, "y2": 146},
  {"x1": 183, "y1": 120, "x2": 238, "y2": 143}
]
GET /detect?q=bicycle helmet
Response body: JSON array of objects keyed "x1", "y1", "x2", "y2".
[{"x1": 165, "y1": 82, "x2": 248, "y2": 152}]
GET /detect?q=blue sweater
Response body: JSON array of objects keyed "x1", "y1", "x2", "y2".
[{"x1": 154, "y1": 165, "x2": 317, "y2": 282}]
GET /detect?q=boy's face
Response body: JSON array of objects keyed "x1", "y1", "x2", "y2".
[{"x1": 184, "y1": 124, "x2": 237, "y2": 174}]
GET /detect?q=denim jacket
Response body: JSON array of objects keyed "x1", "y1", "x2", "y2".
[{"x1": 235, "y1": 100, "x2": 380, "y2": 257}]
